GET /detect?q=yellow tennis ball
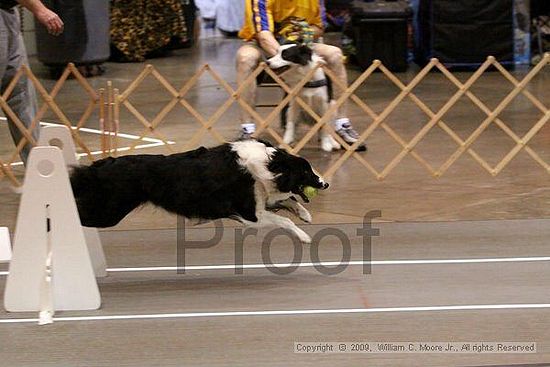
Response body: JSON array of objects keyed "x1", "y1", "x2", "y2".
[{"x1": 303, "y1": 186, "x2": 318, "y2": 200}]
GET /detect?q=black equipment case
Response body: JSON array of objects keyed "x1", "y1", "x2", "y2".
[
  {"x1": 414, "y1": 0, "x2": 514, "y2": 68},
  {"x1": 350, "y1": 0, "x2": 413, "y2": 72}
]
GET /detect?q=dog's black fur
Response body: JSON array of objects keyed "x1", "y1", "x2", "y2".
[
  {"x1": 71, "y1": 141, "x2": 326, "y2": 228},
  {"x1": 279, "y1": 44, "x2": 313, "y2": 66}
]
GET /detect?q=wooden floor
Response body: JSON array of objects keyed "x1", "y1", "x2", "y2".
[
  {"x1": 1, "y1": 34, "x2": 550, "y2": 228},
  {"x1": 1, "y1": 219, "x2": 549, "y2": 366}
]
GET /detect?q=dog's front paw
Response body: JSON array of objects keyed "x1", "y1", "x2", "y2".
[
  {"x1": 283, "y1": 131, "x2": 295, "y2": 146},
  {"x1": 295, "y1": 228, "x2": 311, "y2": 243},
  {"x1": 321, "y1": 135, "x2": 341, "y2": 152},
  {"x1": 321, "y1": 139, "x2": 333, "y2": 152},
  {"x1": 298, "y1": 207, "x2": 312, "y2": 223},
  {"x1": 330, "y1": 136, "x2": 341, "y2": 150}
]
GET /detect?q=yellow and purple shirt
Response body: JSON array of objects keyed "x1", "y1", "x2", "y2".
[{"x1": 239, "y1": 0, "x2": 327, "y2": 40}]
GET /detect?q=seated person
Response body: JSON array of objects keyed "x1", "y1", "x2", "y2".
[{"x1": 235, "y1": 0, "x2": 365, "y2": 150}]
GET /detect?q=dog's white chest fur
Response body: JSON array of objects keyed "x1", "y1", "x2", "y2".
[{"x1": 231, "y1": 140, "x2": 293, "y2": 200}]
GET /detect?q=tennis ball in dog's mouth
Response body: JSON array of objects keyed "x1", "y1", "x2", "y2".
[{"x1": 303, "y1": 186, "x2": 318, "y2": 200}]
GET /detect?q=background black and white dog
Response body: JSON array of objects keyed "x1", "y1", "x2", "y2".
[
  {"x1": 267, "y1": 44, "x2": 341, "y2": 152},
  {"x1": 71, "y1": 140, "x2": 328, "y2": 243}
]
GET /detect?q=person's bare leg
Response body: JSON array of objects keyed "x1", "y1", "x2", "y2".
[
  {"x1": 312, "y1": 43, "x2": 366, "y2": 150},
  {"x1": 236, "y1": 44, "x2": 261, "y2": 136},
  {"x1": 312, "y1": 43, "x2": 347, "y2": 118}
]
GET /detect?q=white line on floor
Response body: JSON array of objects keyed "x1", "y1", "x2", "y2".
[
  {"x1": 1, "y1": 256, "x2": 550, "y2": 276},
  {"x1": 1, "y1": 119, "x2": 173, "y2": 143},
  {"x1": 8, "y1": 142, "x2": 171, "y2": 167},
  {"x1": 1, "y1": 303, "x2": 550, "y2": 324},
  {"x1": 1, "y1": 120, "x2": 175, "y2": 166},
  {"x1": 107, "y1": 256, "x2": 550, "y2": 272},
  {"x1": 38, "y1": 122, "x2": 167, "y2": 143}
]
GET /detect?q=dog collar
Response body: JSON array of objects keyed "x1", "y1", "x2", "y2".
[{"x1": 304, "y1": 79, "x2": 328, "y2": 88}]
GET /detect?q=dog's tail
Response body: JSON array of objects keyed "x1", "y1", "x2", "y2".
[{"x1": 70, "y1": 156, "x2": 148, "y2": 228}]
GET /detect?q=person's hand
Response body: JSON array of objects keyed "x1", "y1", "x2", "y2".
[{"x1": 35, "y1": 8, "x2": 64, "y2": 36}]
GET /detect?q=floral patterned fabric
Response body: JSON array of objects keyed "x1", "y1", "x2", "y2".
[{"x1": 110, "y1": 0, "x2": 188, "y2": 62}]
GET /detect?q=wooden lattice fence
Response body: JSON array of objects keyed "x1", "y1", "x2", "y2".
[{"x1": 0, "y1": 53, "x2": 549, "y2": 187}]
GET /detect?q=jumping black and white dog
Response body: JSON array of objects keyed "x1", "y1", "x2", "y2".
[
  {"x1": 267, "y1": 43, "x2": 341, "y2": 152},
  {"x1": 70, "y1": 140, "x2": 328, "y2": 243}
]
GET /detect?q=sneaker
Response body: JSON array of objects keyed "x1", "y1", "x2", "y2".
[{"x1": 336, "y1": 123, "x2": 367, "y2": 152}]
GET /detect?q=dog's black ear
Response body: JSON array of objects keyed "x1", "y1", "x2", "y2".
[
  {"x1": 281, "y1": 44, "x2": 312, "y2": 66},
  {"x1": 296, "y1": 45, "x2": 313, "y2": 65},
  {"x1": 267, "y1": 149, "x2": 288, "y2": 175},
  {"x1": 268, "y1": 150, "x2": 300, "y2": 193},
  {"x1": 257, "y1": 139, "x2": 275, "y2": 148}
]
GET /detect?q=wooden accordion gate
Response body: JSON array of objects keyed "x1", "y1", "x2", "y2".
[{"x1": 0, "y1": 53, "x2": 549, "y2": 187}]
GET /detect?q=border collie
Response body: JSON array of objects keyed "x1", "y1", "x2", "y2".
[
  {"x1": 70, "y1": 140, "x2": 328, "y2": 243},
  {"x1": 267, "y1": 43, "x2": 341, "y2": 152}
]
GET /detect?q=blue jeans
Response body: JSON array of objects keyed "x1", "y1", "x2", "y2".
[{"x1": 0, "y1": 7, "x2": 39, "y2": 164}]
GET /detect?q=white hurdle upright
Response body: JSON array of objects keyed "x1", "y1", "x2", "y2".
[
  {"x1": 0, "y1": 227, "x2": 11, "y2": 262},
  {"x1": 4, "y1": 146, "x2": 101, "y2": 323},
  {"x1": 38, "y1": 125, "x2": 107, "y2": 277}
]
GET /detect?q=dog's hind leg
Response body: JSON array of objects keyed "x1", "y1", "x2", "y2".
[
  {"x1": 72, "y1": 169, "x2": 146, "y2": 227},
  {"x1": 318, "y1": 99, "x2": 341, "y2": 152},
  {"x1": 77, "y1": 193, "x2": 144, "y2": 228},
  {"x1": 282, "y1": 101, "x2": 299, "y2": 147}
]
